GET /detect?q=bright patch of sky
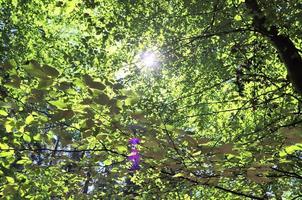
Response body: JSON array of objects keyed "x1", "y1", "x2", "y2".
[
  {"x1": 115, "y1": 63, "x2": 131, "y2": 80},
  {"x1": 140, "y1": 51, "x2": 158, "y2": 68},
  {"x1": 115, "y1": 49, "x2": 161, "y2": 80}
]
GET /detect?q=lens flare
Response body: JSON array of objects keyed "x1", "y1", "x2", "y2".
[{"x1": 141, "y1": 51, "x2": 158, "y2": 67}]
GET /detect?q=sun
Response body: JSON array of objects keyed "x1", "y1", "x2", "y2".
[
  {"x1": 115, "y1": 50, "x2": 161, "y2": 80},
  {"x1": 140, "y1": 51, "x2": 160, "y2": 69},
  {"x1": 141, "y1": 51, "x2": 157, "y2": 67}
]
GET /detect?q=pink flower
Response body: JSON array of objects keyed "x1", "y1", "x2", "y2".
[{"x1": 128, "y1": 138, "x2": 141, "y2": 171}]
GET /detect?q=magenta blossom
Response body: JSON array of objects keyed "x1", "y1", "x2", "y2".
[
  {"x1": 128, "y1": 138, "x2": 141, "y2": 171},
  {"x1": 129, "y1": 138, "x2": 140, "y2": 145}
]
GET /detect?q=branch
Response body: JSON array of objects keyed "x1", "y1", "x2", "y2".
[
  {"x1": 189, "y1": 28, "x2": 252, "y2": 43},
  {"x1": 82, "y1": 171, "x2": 91, "y2": 194},
  {"x1": 0, "y1": 148, "x2": 126, "y2": 157},
  {"x1": 165, "y1": 77, "x2": 234, "y2": 107},
  {"x1": 158, "y1": 168, "x2": 264, "y2": 200},
  {"x1": 272, "y1": 167, "x2": 302, "y2": 180},
  {"x1": 49, "y1": 137, "x2": 60, "y2": 165},
  {"x1": 245, "y1": 0, "x2": 302, "y2": 94},
  {"x1": 214, "y1": 185, "x2": 264, "y2": 200}
]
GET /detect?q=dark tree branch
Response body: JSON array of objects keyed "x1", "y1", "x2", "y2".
[
  {"x1": 157, "y1": 168, "x2": 264, "y2": 200},
  {"x1": 245, "y1": 0, "x2": 302, "y2": 94},
  {"x1": 0, "y1": 148, "x2": 126, "y2": 157},
  {"x1": 82, "y1": 171, "x2": 91, "y2": 194},
  {"x1": 214, "y1": 185, "x2": 264, "y2": 200},
  {"x1": 49, "y1": 137, "x2": 60, "y2": 166},
  {"x1": 272, "y1": 167, "x2": 302, "y2": 180}
]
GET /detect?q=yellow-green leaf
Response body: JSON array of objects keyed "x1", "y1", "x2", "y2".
[
  {"x1": 234, "y1": 15, "x2": 242, "y2": 21},
  {"x1": 6, "y1": 177, "x2": 14, "y2": 184},
  {"x1": 125, "y1": 96, "x2": 139, "y2": 106},
  {"x1": 5, "y1": 122, "x2": 13, "y2": 132},
  {"x1": 0, "y1": 110, "x2": 8, "y2": 116},
  {"x1": 33, "y1": 134, "x2": 41, "y2": 141},
  {"x1": 103, "y1": 159, "x2": 112, "y2": 166},
  {"x1": 16, "y1": 157, "x2": 32, "y2": 165},
  {"x1": 116, "y1": 146, "x2": 127, "y2": 153},
  {"x1": 173, "y1": 173, "x2": 184, "y2": 178},
  {"x1": 25, "y1": 115, "x2": 34, "y2": 125},
  {"x1": 49, "y1": 100, "x2": 67, "y2": 109},
  {"x1": 23, "y1": 134, "x2": 31, "y2": 142},
  {"x1": 192, "y1": 151, "x2": 201, "y2": 156},
  {"x1": 280, "y1": 143, "x2": 302, "y2": 157},
  {"x1": 0, "y1": 151, "x2": 14, "y2": 158}
]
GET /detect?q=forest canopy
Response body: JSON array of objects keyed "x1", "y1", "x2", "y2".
[{"x1": 0, "y1": 0, "x2": 301, "y2": 199}]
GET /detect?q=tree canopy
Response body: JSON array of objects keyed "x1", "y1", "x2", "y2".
[{"x1": 0, "y1": 0, "x2": 301, "y2": 199}]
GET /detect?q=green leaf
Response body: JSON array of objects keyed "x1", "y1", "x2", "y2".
[
  {"x1": 33, "y1": 134, "x2": 41, "y2": 141},
  {"x1": 6, "y1": 176, "x2": 14, "y2": 184},
  {"x1": 25, "y1": 115, "x2": 35, "y2": 125},
  {"x1": 234, "y1": 15, "x2": 242, "y2": 21},
  {"x1": 23, "y1": 133, "x2": 31, "y2": 142},
  {"x1": 0, "y1": 151, "x2": 14, "y2": 158},
  {"x1": 0, "y1": 110, "x2": 8, "y2": 116},
  {"x1": 192, "y1": 151, "x2": 201, "y2": 156},
  {"x1": 4, "y1": 120, "x2": 14, "y2": 132},
  {"x1": 49, "y1": 100, "x2": 68, "y2": 109},
  {"x1": 103, "y1": 159, "x2": 112, "y2": 166},
  {"x1": 116, "y1": 146, "x2": 127, "y2": 153},
  {"x1": 173, "y1": 173, "x2": 184, "y2": 178},
  {"x1": 0, "y1": 143, "x2": 9, "y2": 149},
  {"x1": 125, "y1": 96, "x2": 139, "y2": 106},
  {"x1": 280, "y1": 143, "x2": 302, "y2": 157},
  {"x1": 16, "y1": 157, "x2": 32, "y2": 165}
]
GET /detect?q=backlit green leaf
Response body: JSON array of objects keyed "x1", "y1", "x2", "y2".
[
  {"x1": 25, "y1": 115, "x2": 35, "y2": 125},
  {"x1": 103, "y1": 159, "x2": 112, "y2": 166},
  {"x1": 116, "y1": 146, "x2": 127, "y2": 153},
  {"x1": 23, "y1": 133, "x2": 31, "y2": 142},
  {"x1": 0, "y1": 110, "x2": 8, "y2": 116},
  {"x1": 6, "y1": 177, "x2": 14, "y2": 184}
]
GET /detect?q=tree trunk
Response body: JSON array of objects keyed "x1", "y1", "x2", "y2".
[{"x1": 245, "y1": 0, "x2": 302, "y2": 94}]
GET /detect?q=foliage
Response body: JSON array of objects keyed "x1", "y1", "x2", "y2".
[{"x1": 0, "y1": 0, "x2": 301, "y2": 199}]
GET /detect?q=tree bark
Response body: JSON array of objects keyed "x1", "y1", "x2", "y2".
[
  {"x1": 82, "y1": 171, "x2": 91, "y2": 194},
  {"x1": 245, "y1": 0, "x2": 302, "y2": 94}
]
